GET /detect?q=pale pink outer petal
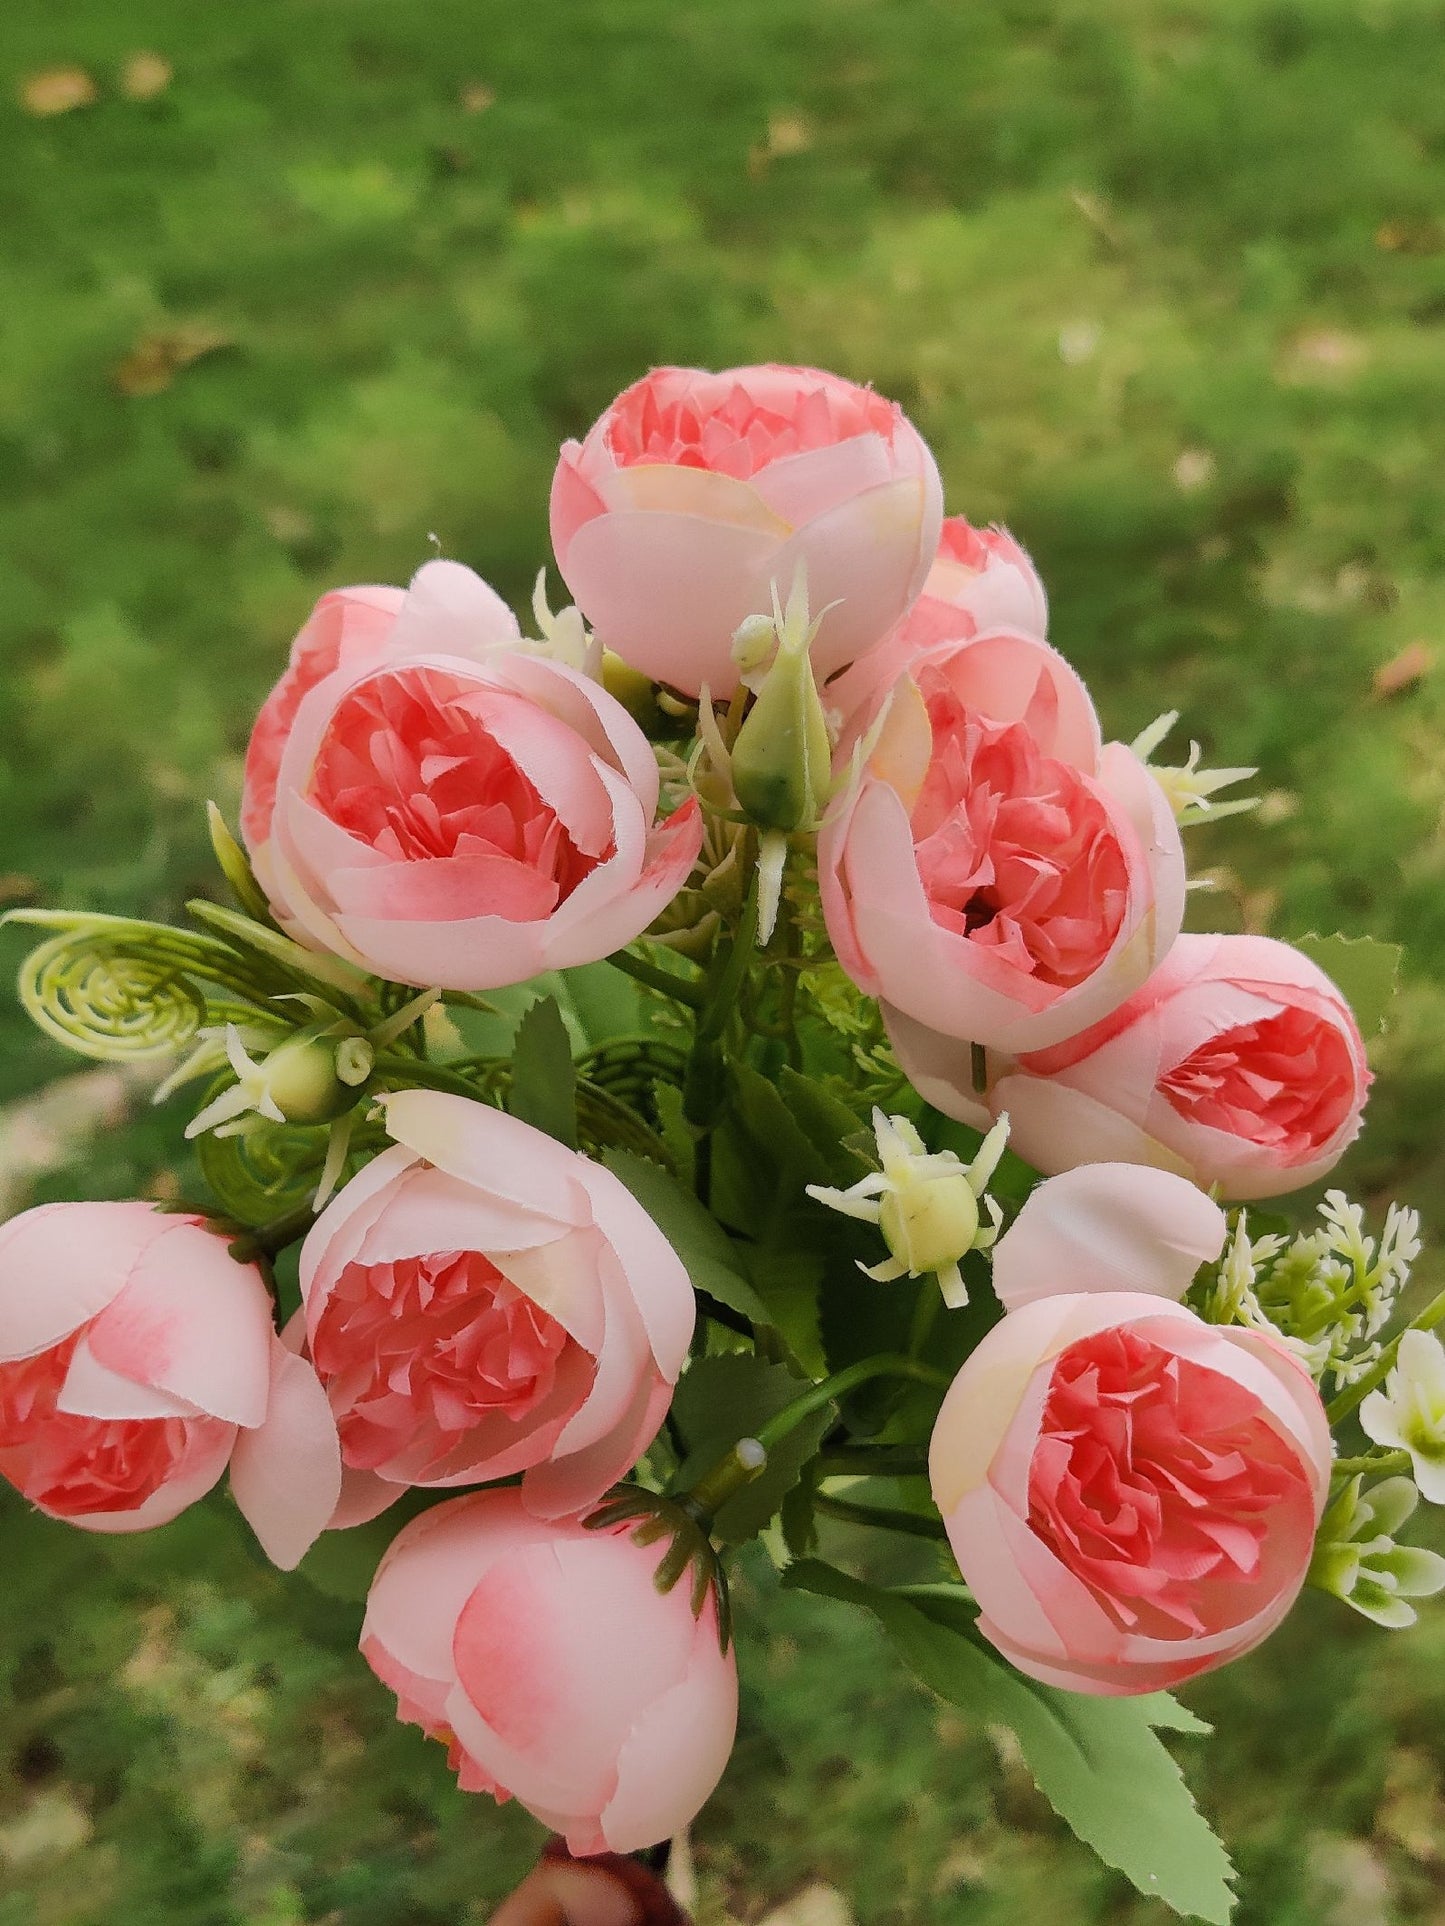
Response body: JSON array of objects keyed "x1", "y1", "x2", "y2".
[
  {"x1": 597, "y1": 460, "x2": 792, "y2": 534},
  {"x1": 485, "y1": 653, "x2": 664, "y2": 819},
  {"x1": 330, "y1": 1467, "x2": 404, "y2": 1530},
  {"x1": 521, "y1": 1362, "x2": 668, "y2": 1522},
  {"x1": 55, "y1": 1339, "x2": 202, "y2": 1420},
  {"x1": 377, "y1": 1092, "x2": 595, "y2": 1230},
  {"x1": 81, "y1": 1219, "x2": 275, "y2": 1426},
  {"x1": 570, "y1": 1157, "x2": 695, "y2": 1381},
  {"x1": 992, "y1": 1074, "x2": 1193, "y2": 1179},
  {"x1": 768, "y1": 471, "x2": 945, "y2": 684},
  {"x1": 0, "y1": 1201, "x2": 163, "y2": 1362},
  {"x1": 930, "y1": 1294, "x2": 1330, "y2": 1693},
  {"x1": 229, "y1": 1338, "x2": 344, "y2": 1570},
  {"x1": 297, "y1": 1143, "x2": 419, "y2": 1324},
  {"x1": 361, "y1": 1488, "x2": 547, "y2": 1690},
  {"x1": 448, "y1": 1530, "x2": 704, "y2": 1833},
  {"x1": 990, "y1": 1165, "x2": 1227, "y2": 1311},
  {"x1": 879, "y1": 1004, "x2": 999, "y2": 1134},
  {"x1": 747, "y1": 433, "x2": 897, "y2": 526},
  {"x1": 381, "y1": 560, "x2": 521, "y2": 660},
  {"x1": 54, "y1": 1421, "x2": 237, "y2": 1536},
  {"x1": 928, "y1": 549, "x2": 1049, "y2": 640},
  {"x1": 556, "y1": 507, "x2": 789, "y2": 696},
  {"x1": 599, "y1": 1611, "x2": 738, "y2": 1854},
  {"x1": 242, "y1": 583, "x2": 406, "y2": 849}
]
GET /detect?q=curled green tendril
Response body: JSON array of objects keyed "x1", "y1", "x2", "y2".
[
  {"x1": 195, "y1": 1095, "x2": 386, "y2": 1226},
  {"x1": 18, "y1": 928, "x2": 211, "y2": 1062},
  {"x1": 578, "y1": 1036, "x2": 689, "y2": 1113}
]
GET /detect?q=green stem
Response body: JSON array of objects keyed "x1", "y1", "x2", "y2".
[
  {"x1": 752, "y1": 1353, "x2": 949, "y2": 1458},
  {"x1": 907, "y1": 1282, "x2": 941, "y2": 1361},
  {"x1": 605, "y1": 947, "x2": 706, "y2": 1009},
  {"x1": 680, "y1": 1353, "x2": 948, "y2": 1522},
  {"x1": 228, "y1": 1200, "x2": 319, "y2": 1263},
  {"x1": 1330, "y1": 1449, "x2": 1412, "y2": 1479},
  {"x1": 813, "y1": 1492, "x2": 948, "y2": 1541},
  {"x1": 1326, "y1": 1284, "x2": 1445, "y2": 1425},
  {"x1": 371, "y1": 1053, "x2": 492, "y2": 1102}
]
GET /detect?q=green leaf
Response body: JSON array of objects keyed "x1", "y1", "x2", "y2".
[
  {"x1": 728, "y1": 1061, "x2": 833, "y2": 1186},
  {"x1": 742, "y1": 1244, "x2": 826, "y2": 1376},
  {"x1": 1294, "y1": 932, "x2": 1403, "y2": 1036},
  {"x1": 775, "y1": 1066, "x2": 872, "y2": 1184},
  {"x1": 784, "y1": 1562, "x2": 1234, "y2": 1923},
  {"x1": 652, "y1": 1080, "x2": 697, "y2": 1190},
  {"x1": 507, "y1": 995, "x2": 578, "y2": 1149},
  {"x1": 601, "y1": 1149, "x2": 771, "y2": 1330},
  {"x1": 673, "y1": 1353, "x2": 836, "y2": 1545},
  {"x1": 557, "y1": 959, "x2": 642, "y2": 1048}
]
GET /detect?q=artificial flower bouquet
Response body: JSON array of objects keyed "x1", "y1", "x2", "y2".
[{"x1": 5, "y1": 362, "x2": 1440, "y2": 1920}]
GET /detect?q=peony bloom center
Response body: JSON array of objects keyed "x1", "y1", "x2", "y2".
[
  {"x1": 0, "y1": 1340, "x2": 195, "y2": 1516},
  {"x1": 910, "y1": 693, "x2": 1127, "y2": 985},
  {"x1": 309, "y1": 667, "x2": 606, "y2": 918},
  {"x1": 605, "y1": 367, "x2": 902, "y2": 479},
  {"x1": 312, "y1": 1251, "x2": 582, "y2": 1476},
  {"x1": 1028, "y1": 1329, "x2": 1315, "y2": 1640},
  {"x1": 1160, "y1": 1005, "x2": 1359, "y2": 1163}
]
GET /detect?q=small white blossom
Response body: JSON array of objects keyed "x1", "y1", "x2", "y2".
[
  {"x1": 807, "y1": 1110, "x2": 1010, "y2": 1309},
  {"x1": 1310, "y1": 1476, "x2": 1445, "y2": 1629},
  {"x1": 1361, "y1": 1329, "x2": 1445, "y2": 1504},
  {"x1": 1130, "y1": 710, "x2": 1258, "y2": 827}
]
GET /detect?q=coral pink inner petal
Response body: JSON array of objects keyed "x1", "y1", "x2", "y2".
[
  {"x1": 910, "y1": 686, "x2": 1127, "y2": 986},
  {"x1": 307, "y1": 667, "x2": 607, "y2": 920},
  {"x1": 0, "y1": 1338, "x2": 205, "y2": 1516},
  {"x1": 605, "y1": 367, "x2": 902, "y2": 477},
  {"x1": 1160, "y1": 1006, "x2": 1358, "y2": 1163},
  {"x1": 1027, "y1": 1329, "x2": 1315, "y2": 1643},
  {"x1": 312, "y1": 1250, "x2": 588, "y2": 1480}
]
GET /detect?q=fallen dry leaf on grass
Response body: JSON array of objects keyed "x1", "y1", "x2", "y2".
[
  {"x1": 113, "y1": 322, "x2": 233, "y2": 396},
  {"x1": 19, "y1": 66, "x2": 98, "y2": 116},
  {"x1": 1372, "y1": 640, "x2": 1434, "y2": 699}
]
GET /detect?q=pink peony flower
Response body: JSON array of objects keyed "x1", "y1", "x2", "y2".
[
  {"x1": 0, "y1": 1201, "x2": 277, "y2": 1534},
  {"x1": 827, "y1": 515, "x2": 1051, "y2": 734},
  {"x1": 229, "y1": 1091, "x2": 696, "y2": 1567},
  {"x1": 891, "y1": 933, "x2": 1371, "y2": 1199},
  {"x1": 241, "y1": 569, "x2": 701, "y2": 991},
  {"x1": 549, "y1": 364, "x2": 943, "y2": 698},
  {"x1": 931, "y1": 1164, "x2": 1330, "y2": 1694},
  {"x1": 820, "y1": 643, "x2": 1184, "y2": 1053},
  {"x1": 360, "y1": 1488, "x2": 738, "y2": 1855}
]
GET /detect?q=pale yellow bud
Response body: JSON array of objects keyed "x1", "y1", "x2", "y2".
[{"x1": 879, "y1": 1171, "x2": 982, "y2": 1277}]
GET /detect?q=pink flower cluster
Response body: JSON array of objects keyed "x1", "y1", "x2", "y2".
[{"x1": 3, "y1": 361, "x2": 1378, "y2": 1856}]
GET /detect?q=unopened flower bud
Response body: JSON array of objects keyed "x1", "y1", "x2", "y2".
[
  {"x1": 730, "y1": 612, "x2": 778, "y2": 679},
  {"x1": 879, "y1": 1170, "x2": 982, "y2": 1278},
  {"x1": 256, "y1": 1031, "x2": 357, "y2": 1125},
  {"x1": 601, "y1": 649, "x2": 666, "y2": 733},
  {"x1": 730, "y1": 617, "x2": 833, "y2": 834}
]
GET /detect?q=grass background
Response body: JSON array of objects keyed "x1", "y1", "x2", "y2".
[{"x1": 3, "y1": 0, "x2": 1445, "y2": 1918}]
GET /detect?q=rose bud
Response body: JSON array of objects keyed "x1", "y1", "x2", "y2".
[
  {"x1": 360, "y1": 1489, "x2": 738, "y2": 1855},
  {"x1": 241, "y1": 573, "x2": 702, "y2": 992},
  {"x1": 0, "y1": 1202, "x2": 277, "y2": 1534},
  {"x1": 226, "y1": 1091, "x2": 696, "y2": 1566},
  {"x1": 890, "y1": 933, "x2": 1371, "y2": 1201},
  {"x1": 820, "y1": 634, "x2": 1184, "y2": 1053},
  {"x1": 929, "y1": 1164, "x2": 1330, "y2": 1695},
  {"x1": 549, "y1": 364, "x2": 943, "y2": 699},
  {"x1": 827, "y1": 515, "x2": 1051, "y2": 733}
]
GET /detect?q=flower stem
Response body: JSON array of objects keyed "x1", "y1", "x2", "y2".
[
  {"x1": 605, "y1": 947, "x2": 707, "y2": 1009},
  {"x1": 1330, "y1": 1449, "x2": 1412, "y2": 1479},
  {"x1": 371, "y1": 1053, "x2": 491, "y2": 1102},
  {"x1": 1326, "y1": 1284, "x2": 1445, "y2": 1424}
]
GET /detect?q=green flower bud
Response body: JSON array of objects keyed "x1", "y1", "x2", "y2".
[
  {"x1": 730, "y1": 628, "x2": 833, "y2": 833},
  {"x1": 260, "y1": 1031, "x2": 358, "y2": 1125},
  {"x1": 600, "y1": 649, "x2": 666, "y2": 734}
]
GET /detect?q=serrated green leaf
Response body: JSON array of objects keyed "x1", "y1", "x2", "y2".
[
  {"x1": 653, "y1": 1080, "x2": 697, "y2": 1190},
  {"x1": 776, "y1": 1066, "x2": 872, "y2": 1184},
  {"x1": 1294, "y1": 932, "x2": 1403, "y2": 1036},
  {"x1": 602, "y1": 1149, "x2": 771, "y2": 1330},
  {"x1": 673, "y1": 1353, "x2": 835, "y2": 1545},
  {"x1": 729, "y1": 1061, "x2": 833, "y2": 1185},
  {"x1": 508, "y1": 995, "x2": 578, "y2": 1149},
  {"x1": 742, "y1": 1243, "x2": 826, "y2": 1376},
  {"x1": 784, "y1": 1562, "x2": 1234, "y2": 1923},
  {"x1": 557, "y1": 959, "x2": 642, "y2": 1048}
]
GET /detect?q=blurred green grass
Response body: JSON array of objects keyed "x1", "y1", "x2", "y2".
[{"x1": 3, "y1": 0, "x2": 1445, "y2": 1919}]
